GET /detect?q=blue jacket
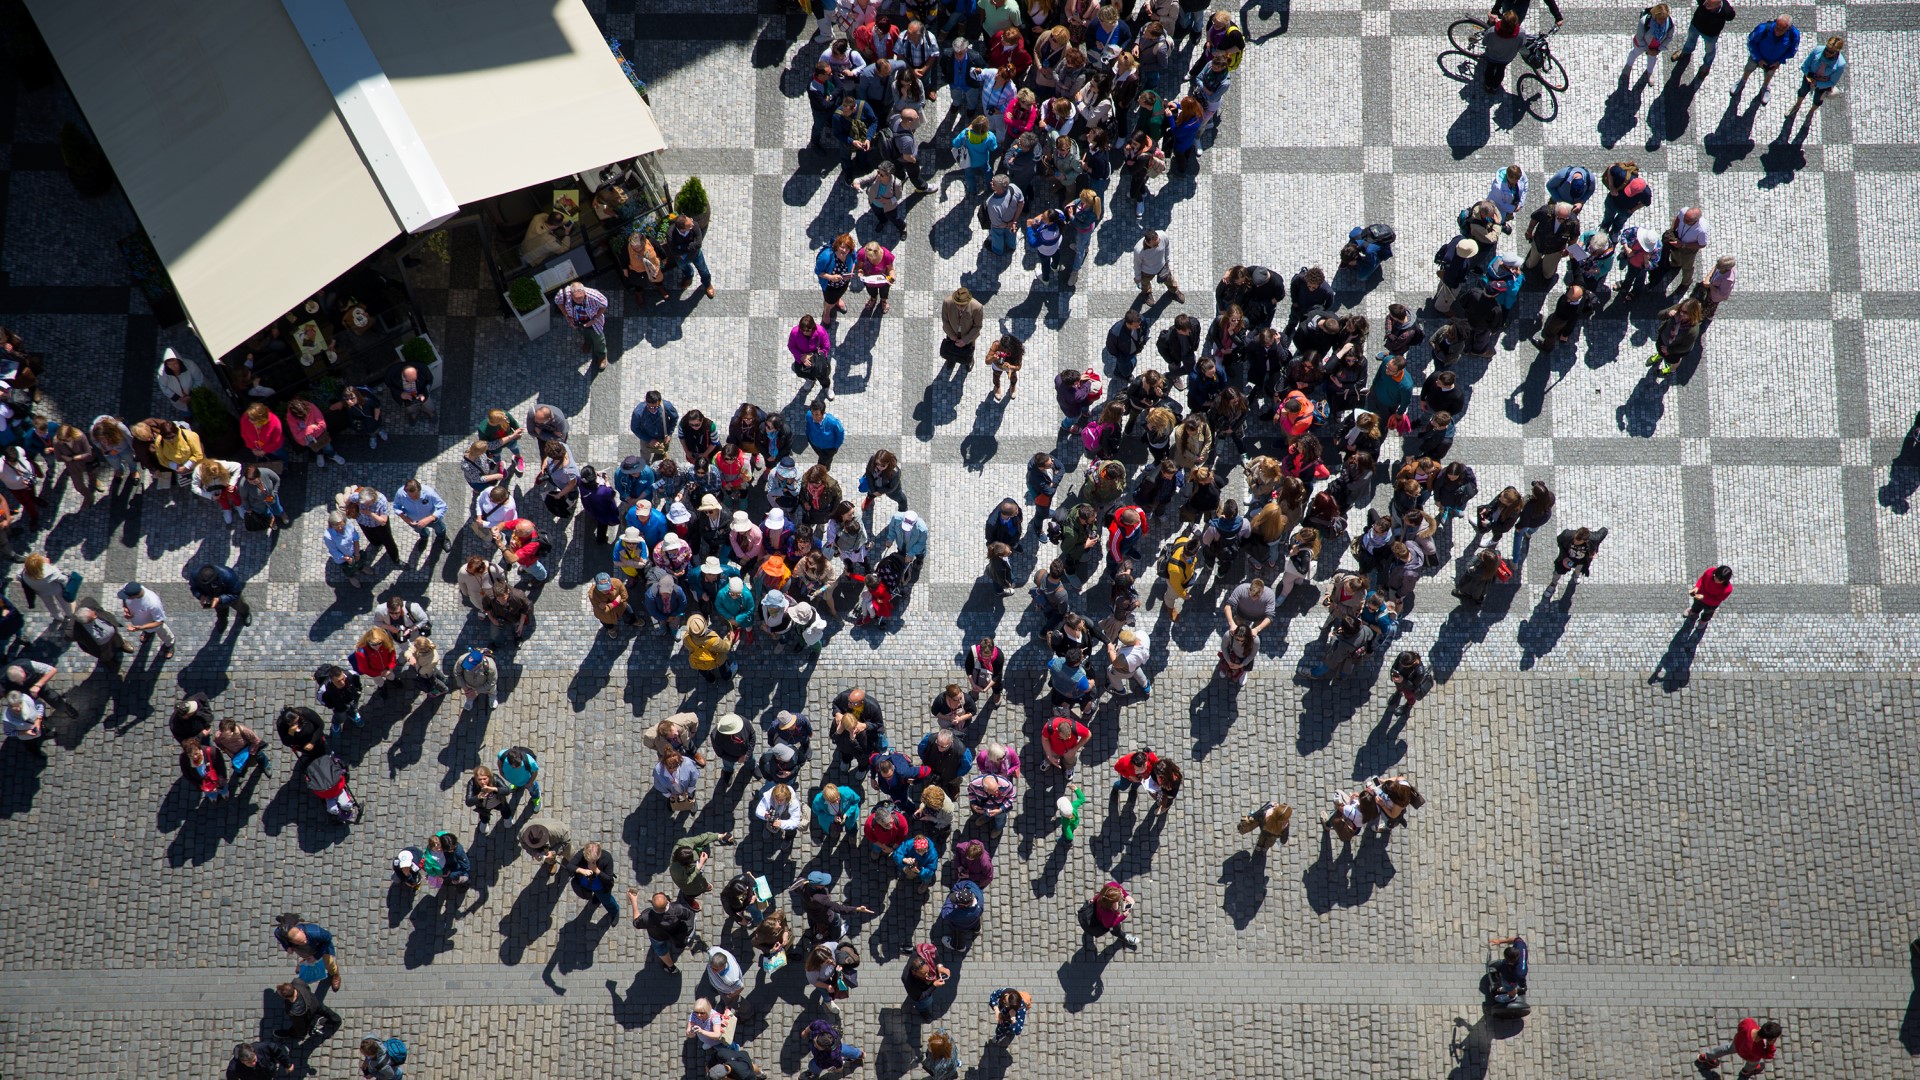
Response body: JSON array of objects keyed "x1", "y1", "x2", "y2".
[
  {"x1": 1746, "y1": 20, "x2": 1799, "y2": 64},
  {"x1": 950, "y1": 129, "x2": 999, "y2": 169},
  {"x1": 806, "y1": 412, "x2": 845, "y2": 451},
  {"x1": 613, "y1": 464, "x2": 656, "y2": 504},
  {"x1": 939, "y1": 880, "x2": 986, "y2": 929},
  {"x1": 276, "y1": 923, "x2": 334, "y2": 957},
  {"x1": 629, "y1": 400, "x2": 679, "y2": 444},
  {"x1": 984, "y1": 507, "x2": 1023, "y2": 547},
  {"x1": 893, "y1": 837, "x2": 939, "y2": 883},
  {"x1": 880, "y1": 514, "x2": 927, "y2": 559},
  {"x1": 815, "y1": 247, "x2": 857, "y2": 290},
  {"x1": 643, "y1": 585, "x2": 689, "y2": 622},
  {"x1": 188, "y1": 565, "x2": 244, "y2": 604},
  {"x1": 1545, "y1": 165, "x2": 1594, "y2": 205},
  {"x1": 1800, "y1": 45, "x2": 1845, "y2": 87},
  {"x1": 624, "y1": 505, "x2": 670, "y2": 549}
]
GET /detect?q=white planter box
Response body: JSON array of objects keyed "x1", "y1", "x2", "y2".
[{"x1": 507, "y1": 292, "x2": 553, "y2": 339}]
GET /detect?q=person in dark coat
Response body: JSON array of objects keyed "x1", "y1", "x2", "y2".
[{"x1": 1547, "y1": 526, "x2": 1609, "y2": 591}]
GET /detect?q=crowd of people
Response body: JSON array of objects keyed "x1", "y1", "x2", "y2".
[{"x1": 0, "y1": 0, "x2": 1815, "y2": 1077}]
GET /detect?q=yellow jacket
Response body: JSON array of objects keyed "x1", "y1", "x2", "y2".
[
  {"x1": 154, "y1": 428, "x2": 204, "y2": 471},
  {"x1": 685, "y1": 631, "x2": 731, "y2": 671}
]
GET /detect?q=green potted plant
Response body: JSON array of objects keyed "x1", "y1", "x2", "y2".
[
  {"x1": 60, "y1": 123, "x2": 113, "y2": 198},
  {"x1": 186, "y1": 386, "x2": 239, "y2": 455},
  {"x1": 504, "y1": 276, "x2": 551, "y2": 339},
  {"x1": 674, "y1": 176, "x2": 711, "y2": 233}
]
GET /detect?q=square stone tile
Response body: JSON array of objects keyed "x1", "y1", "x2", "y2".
[
  {"x1": 1242, "y1": 174, "x2": 1363, "y2": 281},
  {"x1": 1682, "y1": 438, "x2": 1711, "y2": 466},
  {"x1": 1707, "y1": 320, "x2": 1836, "y2": 437},
  {"x1": 1831, "y1": 291, "x2": 1862, "y2": 320},
  {"x1": 1864, "y1": 320, "x2": 1920, "y2": 439},
  {"x1": 1824, "y1": 143, "x2": 1852, "y2": 172},
  {"x1": 1815, "y1": 4, "x2": 1847, "y2": 33},
  {"x1": 1713, "y1": 465, "x2": 1848, "y2": 584},
  {"x1": 1841, "y1": 438, "x2": 1870, "y2": 467},
  {"x1": 1875, "y1": 491, "x2": 1920, "y2": 584},
  {"x1": 1241, "y1": 37, "x2": 1364, "y2": 146},
  {"x1": 1364, "y1": 145, "x2": 1393, "y2": 174},
  {"x1": 924, "y1": 462, "x2": 1029, "y2": 584},
  {"x1": 1549, "y1": 345, "x2": 1688, "y2": 439},
  {"x1": 1846, "y1": 32, "x2": 1920, "y2": 144},
  {"x1": 1361, "y1": 10, "x2": 1390, "y2": 36},
  {"x1": 1550, "y1": 466, "x2": 1686, "y2": 584},
  {"x1": 1854, "y1": 175, "x2": 1920, "y2": 289},
  {"x1": 1698, "y1": 171, "x2": 1829, "y2": 291}
]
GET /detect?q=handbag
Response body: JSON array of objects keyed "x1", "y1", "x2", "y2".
[
  {"x1": 939, "y1": 337, "x2": 972, "y2": 365},
  {"x1": 1493, "y1": 558, "x2": 1514, "y2": 583},
  {"x1": 243, "y1": 510, "x2": 273, "y2": 533},
  {"x1": 543, "y1": 491, "x2": 577, "y2": 519},
  {"x1": 61, "y1": 570, "x2": 82, "y2": 604},
  {"x1": 669, "y1": 793, "x2": 697, "y2": 812}
]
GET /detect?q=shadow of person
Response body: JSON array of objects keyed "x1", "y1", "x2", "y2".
[
  {"x1": 1302, "y1": 824, "x2": 1347, "y2": 914},
  {"x1": 1880, "y1": 420, "x2": 1920, "y2": 512},
  {"x1": 1352, "y1": 700, "x2": 1409, "y2": 780},
  {"x1": 541, "y1": 902, "x2": 619, "y2": 992},
  {"x1": 1649, "y1": 62, "x2": 1703, "y2": 147},
  {"x1": 1218, "y1": 850, "x2": 1269, "y2": 928},
  {"x1": 1648, "y1": 618, "x2": 1703, "y2": 692},
  {"x1": 1902, "y1": 940, "x2": 1920, "y2": 1055},
  {"x1": 1448, "y1": 1014, "x2": 1494, "y2": 1080},
  {"x1": 1515, "y1": 584, "x2": 1575, "y2": 670},
  {"x1": 1703, "y1": 92, "x2": 1761, "y2": 171},
  {"x1": 1758, "y1": 121, "x2": 1810, "y2": 187},
  {"x1": 1598, "y1": 64, "x2": 1652, "y2": 148},
  {"x1": 1614, "y1": 368, "x2": 1672, "y2": 437},
  {"x1": 605, "y1": 972, "x2": 678, "y2": 1030},
  {"x1": 1241, "y1": 0, "x2": 1290, "y2": 40},
  {"x1": 1055, "y1": 944, "x2": 1116, "y2": 1013}
]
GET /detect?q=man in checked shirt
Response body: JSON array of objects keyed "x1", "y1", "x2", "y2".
[{"x1": 555, "y1": 282, "x2": 610, "y2": 371}]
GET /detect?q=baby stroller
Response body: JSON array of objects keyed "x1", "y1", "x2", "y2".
[
  {"x1": 299, "y1": 748, "x2": 363, "y2": 825},
  {"x1": 1481, "y1": 940, "x2": 1530, "y2": 1018}
]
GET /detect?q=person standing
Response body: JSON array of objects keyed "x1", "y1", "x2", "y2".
[
  {"x1": 272, "y1": 981, "x2": 341, "y2": 1041},
  {"x1": 1530, "y1": 284, "x2": 1598, "y2": 351},
  {"x1": 1788, "y1": 35, "x2": 1845, "y2": 119},
  {"x1": 322, "y1": 511, "x2": 369, "y2": 588},
  {"x1": 983, "y1": 174, "x2": 1026, "y2": 256},
  {"x1": 118, "y1": 581, "x2": 173, "y2": 661},
  {"x1": 554, "y1": 282, "x2": 612, "y2": 371},
  {"x1": 1624, "y1": 4, "x2": 1678, "y2": 84},
  {"x1": 568, "y1": 841, "x2": 621, "y2": 919},
  {"x1": 1648, "y1": 297, "x2": 1706, "y2": 375},
  {"x1": 627, "y1": 889, "x2": 699, "y2": 973},
  {"x1": 671, "y1": 830, "x2": 736, "y2": 909},
  {"x1": 1686, "y1": 564, "x2": 1734, "y2": 625},
  {"x1": 1734, "y1": 14, "x2": 1799, "y2": 106},
  {"x1": 1677, "y1": 0, "x2": 1737, "y2": 73},
  {"x1": 988, "y1": 987, "x2": 1031, "y2": 1047},
  {"x1": 1523, "y1": 202, "x2": 1579, "y2": 280},
  {"x1": 949, "y1": 115, "x2": 999, "y2": 198},
  {"x1": 1697, "y1": 1018, "x2": 1781, "y2": 1078},
  {"x1": 940, "y1": 287, "x2": 984, "y2": 370},
  {"x1": 1133, "y1": 230, "x2": 1186, "y2": 305},
  {"x1": 1658, "y1": 207, "x2": 1710, "y2": 288},
  {"x1": 1479, "y1": 11, "x2": 1528, "y2": 93},
  {"x1": 390, "y1": 478, "x2": 449, "y2": 549},
  {"x1": 667, "y1": 214, "x2": 715, "y2": 299},
  {"x1": 189, "y1": 563, "x2": 252, "y2": 628},
  {"x1": 1547, "y1": 526, "x2": 1609, "y2": 592},
  {"x1": 1511, "y1": 480, "x2": 1556, "y2": 558},
  {"x1": 805, "y1": 401, "x2": 845, "y2": 471}
]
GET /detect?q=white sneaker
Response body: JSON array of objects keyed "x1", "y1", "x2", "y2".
[
  {"x1": 825, "y1": 386, "x2": 836, "y2": 400},
  {"x1": 1135, "y1": 201, "x2": 1146, "y2": 217},
  {"x1": 377, "y1": 430, "x2": 389, "y2": 443},
  {"x1": 330, "y1": 453, "x2": 346, "y2": 464},
  {"x1": 314, "y1": 455, "x2": 327, "y2": 470},
  {"x1": 368, "y1": 436, "x2": 379, "y2": 449},
  {"x1": 223, "y1": 509, "x2": 235, "y2": 524}
]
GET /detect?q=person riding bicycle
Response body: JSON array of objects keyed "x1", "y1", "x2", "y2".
[{"x1": 1489, "y1": 0, "x2": 1562, "y2": 30}]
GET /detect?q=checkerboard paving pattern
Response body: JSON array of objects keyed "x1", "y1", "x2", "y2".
[{"x1": 2, "y1": 2, "x2": 1918, "y2": 656}]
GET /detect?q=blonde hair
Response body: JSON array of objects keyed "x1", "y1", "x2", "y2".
[
  {"x1": 772, "y1": 783, "x2": 793, "y2": 802},
  {"x1": 245, "y1": 403, "x2": 271, "y2": 424},
  {"x1": 486, "y1": 408, "x2": 510, "y2": 428},
  {"x1": 921, "y1": 785, "x2": 947, "y2": 810},
  {"x1": 21, "y1": 553, "x2": 47, "y2": 579},
  {"x1": 196, "y1": 459, "x2": 231, "y2": 487},
  {"x1": 357, "y1": 627, "x2": 395, "y2": 651}
]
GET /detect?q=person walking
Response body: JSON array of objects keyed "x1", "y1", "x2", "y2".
[
  {"x1": 667, "y1": 213, "x2": 715, "y2": 299},
  {"x1": 671, "y1": 830, "x2": 736, "y2": 909},
  {"x1": 274, "y1": 916, "x2": 342, "y2": 990},
  {"x1": 1686, "y1": 564, "x2": 1734, "y2": 625},
  {"x1": 815, "y1": 233, "x2": 858, "y2": 326},
  {"x1": 390, "y1": 478, "x2": 450, "y2": 549},
  {"x1": 1734, "y1": 14, "x2": 1799, "y2": 106},
  {"x1": 805, "y1": 401, "x2": 845, "y2": 471},
  {"x1": 189, "y1": 563, "x2": 252, "y2": 628},
  {"x1": 1078, "y1": 880, "x2": 1139, "y2": 949},
  {"x1": 1696, "y1": 1018, "x2": 1781, "y2": 1078},
  {"x1": 627, "y1": 888, "x2": 699, "y2": 973},
  {"x1": 118, "y1": 581, "x2": 173, "y2": 661},
  {"x1": 272, "y1": 981, "x2": 341, "y2": 1041}
]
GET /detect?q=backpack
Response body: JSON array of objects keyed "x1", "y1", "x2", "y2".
[
  {"x1": 1361, "y1": 223, "x2": 1396, "y2": 247},
  {"x1": 383, "y1": 1036, "x2": 409, "y2": 1066}
]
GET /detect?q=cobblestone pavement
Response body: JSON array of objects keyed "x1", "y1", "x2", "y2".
[
  {"x1": 3, "y1": 0, "x2": 1920, "y2": 1076},
  {"x1": 3, "y1": 666, "x2": 1919, "y2": 1076}
]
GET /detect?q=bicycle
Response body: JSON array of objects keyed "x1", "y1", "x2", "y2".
[{"x1": 1440, "y1": 17, "x2": 1568, "y2": 120}]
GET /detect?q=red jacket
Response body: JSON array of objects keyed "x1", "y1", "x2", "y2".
[
  {"x1": 1732, "y1": 1018, "x2": 1776, "y2": 1063},
  {"x1": 1114, "y1": 751, "x2": 1158, "y2": 783},
  {"x1": 1692, "y1": 568, "x2": 1732, "y2": 607}
]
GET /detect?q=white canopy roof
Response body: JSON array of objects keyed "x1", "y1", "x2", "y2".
[{"x1": 29, "y1": 0, "x2": 666, "y2": 359}]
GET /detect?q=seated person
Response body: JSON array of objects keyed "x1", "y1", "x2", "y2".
[{"x1": 520, "y1": 211, "x2": 573, "y2": 266}]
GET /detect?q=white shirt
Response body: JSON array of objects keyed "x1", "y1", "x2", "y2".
[
  {"x1": 123, "y1": 591, "x2": 168, "y2": 628},
  {"x1": 1486, "y1": 172, "x2": 1526, "y2": 218},
  {"x1": 474, "y1": 491, "x2": 518, "y2": 530},
  {"x1": 1133, "y1": 236, "x2": 1171, "y2": 278},
  {"x1": 756, "y1": 790, "x2": 806, "y2": 831},
  {"x1": 1671, "y1": 212, "x2": 1708, "y2": 249}
]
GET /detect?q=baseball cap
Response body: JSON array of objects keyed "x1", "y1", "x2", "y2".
[
  {"x1": 462, "y1": 648, "x2": 486, "y2": 669},
  {"x1": 118, "y1": 581, "x2": 143, "y2": 598},
  {"x1": 898, "y1": 511, "x2": 920, "y2": 532},
  {"x1": 805, "y1": 871, "x2": 832, "y2": 888},
  {"x1": 594, "y1": 573, "x2": 613, "y2": 592}
]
